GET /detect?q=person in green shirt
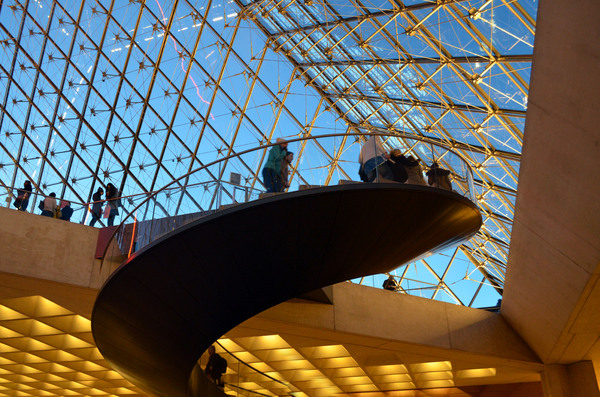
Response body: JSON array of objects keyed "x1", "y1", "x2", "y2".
[
  {"x1": 263, "y1": 138, "x2": 287, "y2": 193},
  {"x1": 262, "y1": 138, "x2": 288, "y2": 192}
]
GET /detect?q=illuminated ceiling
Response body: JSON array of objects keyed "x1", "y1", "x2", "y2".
[
  {"x1": 213, "y1": 335, "x2": 541, "y2": 396},
  {"x1": 0, "y1": 0, "x2": 536, "y2": 306},
  {"x1": 0, "y1": 296, "x2": 145, "y2": 396},
  {"x1": 0, "y1": 296, "x2": 542, "y2": 396}
]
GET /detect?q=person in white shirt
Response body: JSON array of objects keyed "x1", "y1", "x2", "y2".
[
  {"x1": 358, "y1": 135, "x2": 392, "y2": 182},
  {"x1": 41, "y1": 193, "x2": 57, "y2": 217}
]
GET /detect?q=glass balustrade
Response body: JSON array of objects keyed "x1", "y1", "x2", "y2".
[
  {"x1": 1, "y1": 185, "x2": 95, "y2": 223},
  {"x1": 1, "y1": 133, "x2": 479, "y2": 288},
  {"x1": 96, "y1": 133, "x2": 477, "y2": 273},
  {"x1": 199, "y1": 342, "x2": 298, "y2": 396},
  {"x1": 2, "y1": 133, "x2": 480, "y2": 395},
  {"x1": 2, "y1": 134, "x2": 482, "y2": 396}
]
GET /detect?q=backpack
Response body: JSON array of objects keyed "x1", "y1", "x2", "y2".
[
  {"x1": 358, "y1": 163, "x2": 369, "y2": 182},
  {"x1": 38, "y1": 200, "x2": 44, "y2": 211},
  {"x1": 215, "y1": 354, "x2": 227, "y2": 374}
]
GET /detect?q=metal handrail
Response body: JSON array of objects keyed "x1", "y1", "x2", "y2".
[
  {"x1": 214, "y1": 341, "x2": 294, "y2": 395},
  {"x1": 0, "y1": 179, "x2": 262, "y2": 209},
  {"x1": 1, "y1": 179, "x2": 262, "y2": 226},
  {"x1": 99, "y1": 132, "x2": 477, "y2": 271}
]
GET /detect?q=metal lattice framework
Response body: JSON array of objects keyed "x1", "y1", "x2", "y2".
[{"x1": 0, "y1": 0, "x2": 536, "y2": 307}]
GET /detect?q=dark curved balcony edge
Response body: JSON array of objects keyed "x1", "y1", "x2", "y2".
[{"x1": 91, "y1": 183, "x2": 482, "y2": 397}]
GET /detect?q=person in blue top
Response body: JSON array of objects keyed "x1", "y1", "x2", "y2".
[{"x1": 262, "y1": 138, "x2": 288, "y2": 192}]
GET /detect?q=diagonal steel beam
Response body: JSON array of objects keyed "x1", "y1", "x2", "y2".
[
  {"x1": 244, "y1": 0, "x2": 472, "y2": 36},
  {"x1": 297, "y1": 54, "x2": 533, "y2": 67}
]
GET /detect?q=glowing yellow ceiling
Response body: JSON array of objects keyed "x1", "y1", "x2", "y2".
[
  {"x1": 0, "y1": 296, "x2": 145, "y2": 396},
  {"x1": 0, "y1": 296, "x2": 540, "y2": 396}
]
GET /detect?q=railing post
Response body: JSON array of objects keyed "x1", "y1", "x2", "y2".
[
  {"x1": 373, "y1": 135, "x2": 379, "y2": 182},
  {"x1": 217, "y1": 181, "x2": 222, "y2": 208}
]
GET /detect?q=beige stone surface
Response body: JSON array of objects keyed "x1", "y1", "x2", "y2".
[
  {"x1": 569, "y1": 274, "x2": 600, "y2": 334},
  {"x1": 502, "y1": 0, "x2": 600, "y2": 365},
  {"x1": 0, "y1": 271, "x2": 97, "y2": 317},
  {"x1": 504, "y1": 231, "x2": 593, "y2": 359},
  {"x1": 445, "y1": 302, "x2": 539, "y2": 362},
  {"x1": 568, "y1": 361, "x2": 600, "y2": 397},
  {"x1": 595, "y1": 359, "x2": 600, "y2": 391},
  {"x1": 236, "y1": 282, "x2": 544, "y2": 391},
  {"x1": 542, "y1": 365, "x2": 570, "y2": 397},
  {"x1": 259, "y1": 282, "x2": 541, "y2": 365},
  {"x1": 542, "y1": 362, "x2": 600, "y2": 397},
  {"x1": 258, "y1": 297, "x2": 336, "y2": 330},
  {"x1": 0, "y1": 207, "x2": 100, "y2": 287},
  {"x1": 558, "y1": 332, "x2": 599, "y2": 364},
  {"x1": 333, "y1": 282, "x2": 451, "y2": 349}
]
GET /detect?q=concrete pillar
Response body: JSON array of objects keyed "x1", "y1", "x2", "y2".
[{"x1": 542, "y1": 361, "x2": 600, "y2": 397}]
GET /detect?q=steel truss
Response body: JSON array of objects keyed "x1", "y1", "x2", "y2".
[{"x1": 0, "y1": 0, "x2": 536, "y2": 309}]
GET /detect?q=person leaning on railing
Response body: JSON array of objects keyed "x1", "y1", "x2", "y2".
[
  {"x1": 382, "y1": 275, "x2": 399, "y2": 291},
  {"x1": 404, "y1": 156, "x2": 427, "y2": 186},
  {"x1": 387, "y1": 149, "x2": 409, "y2": 183},
  {"x1": 358, "y1": 135, "x2": 393, "y2": 182},
  {"x1": 59, "y1": 200, "x2": 73, "y2": 221},
  {"x1": 41, "y1": 193, "x2": 57, "y2": 217},
  {"x1": 426, "y1": 162, "x2": 453, "y2": 191}
]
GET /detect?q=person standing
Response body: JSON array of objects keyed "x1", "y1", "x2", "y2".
[
  {"x1": 204, "y1": 345, "x2": 227, "y2": 387},
  {"x1": 358, "y1": 135, "x2": 391, "y2": 182},
  {"x1": 426, "y1": 162, "x2": 453, "y2": 191},
  {"x1": 387, "y1": 149, "x2": 408, "y2": 183},
  {"x1": 105, "y1": 183, "x2": 121, "y2": 226},
  {"x1": 59, "y1": 201, "x2": 73, "y2": 221},
  {"x1": 280, "y1": 151, "x2": 294, "y2": 190},
  {"x1": 262, "y1": 138, "x2": 288, "y2": 192},
  {"x1": 383, "y1": 275, "x2": 399, "y2": 291},
  {"x1": 41, "y1": 193, "x2": 57, "y2": 217},
  {"x1": 89, "y1": 187, "x2": 104, "y2": 226},
  {"x1": 404, "y1": 155, "x2": 427, "y2": 186},
  {"x1": 14, "y1": 180, "x2": 33, "y2": 211}
]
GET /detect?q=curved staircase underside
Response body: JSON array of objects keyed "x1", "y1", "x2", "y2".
[{"x1": 92, "y1": 183, "x2": 482, "y2": 396}]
